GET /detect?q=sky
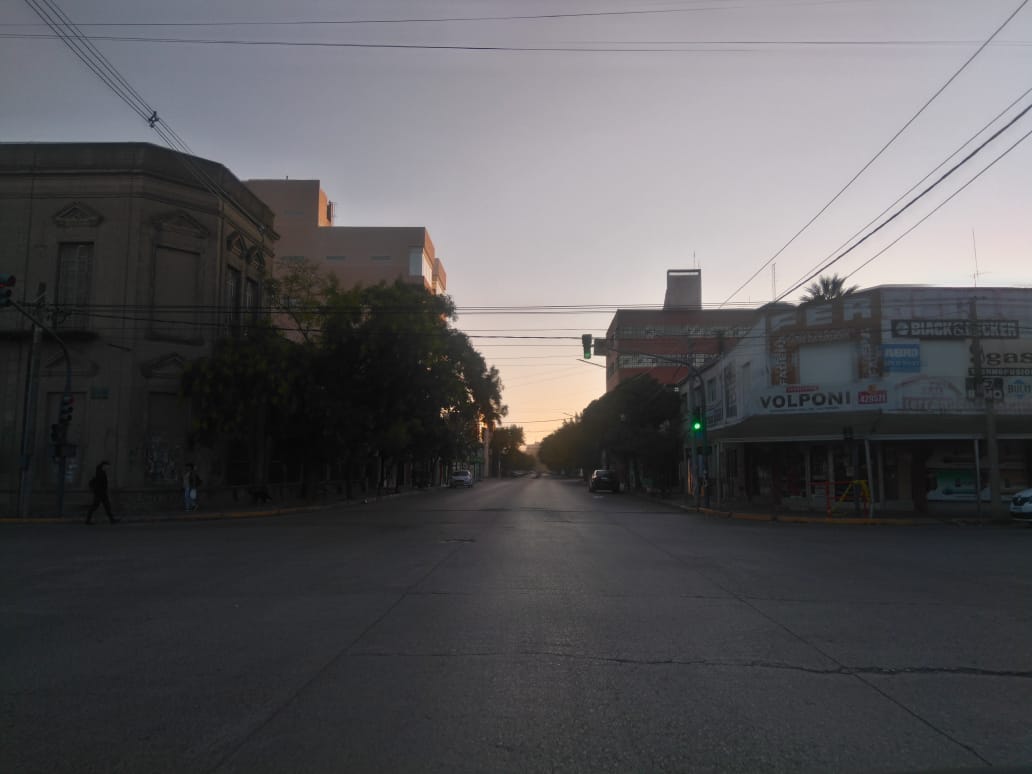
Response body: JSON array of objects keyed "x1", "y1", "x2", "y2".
[{"x1": 2, "y1": 0, "x2": 1030, "y2": 444}]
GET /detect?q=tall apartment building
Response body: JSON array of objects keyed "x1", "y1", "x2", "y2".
[{"x1": 245, "y1": 179, "x2": 446, "y2": 295}]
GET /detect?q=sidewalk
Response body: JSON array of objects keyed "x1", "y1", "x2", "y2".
[
  {"x1": 0, "y1": 488, "x2": 424, "y2": 525},
  {"x1": 638, "y1": 491, "x2": 1020, "y2": 527}
]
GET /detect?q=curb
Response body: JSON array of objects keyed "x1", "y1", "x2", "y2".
[
  {"x1": 643, "y1": 496, "x2": 943, "y2": 527},
  {"x1": 0, "y1": 487, "x2": 427, "y2": 525}
]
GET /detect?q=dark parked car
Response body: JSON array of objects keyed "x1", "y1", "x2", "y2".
[{"x1": 589, "y1": 469, "x2": 619, "y2": 493}]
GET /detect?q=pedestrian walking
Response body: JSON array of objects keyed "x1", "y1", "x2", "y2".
[
  {"x1": 183, "y1": 463, "x2": 201, "y2": 511},
  {"x1": 85, "y1": 461, "x2": 119, "y2": 524}
]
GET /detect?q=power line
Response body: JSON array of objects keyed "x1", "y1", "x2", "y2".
[
  {"x1": 720, "y1": 0, "x2": 1030, "y2": 307},
  {"x1": 843, "y1": 125, "x2": 1032, "y2": 285},
  {"x1": 0, "y1": 3, "x2": 863, "y2": 28},
  {"x1": 8, "y1": 30, "x2": 1031, "y2": 52},
  {"x1": 23, "y1": 0, "x2": 273, "y2": 238},
  {"x1": 775, "y1": 99, "x2": 1032, "y2": 301},
  {"x1": 787, "y1": 83, "x2": 1032, "y2": 294}
]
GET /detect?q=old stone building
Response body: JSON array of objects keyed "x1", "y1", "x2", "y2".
[{"x1": 0, "y1": 142, "x2": 276, "y2": 514}]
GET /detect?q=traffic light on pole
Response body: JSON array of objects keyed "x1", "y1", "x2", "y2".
[
  {"x1": 59, "y1": 393, "x2": 74, "y2": 425},
  {"x1": 581, "y1": 334, "x2": 592, "y2": 359},
  {"x1": 691, "y1": 407, "x2": 703, "y2": 434},
  {"x1": 0, "y1": 274, "x2": 14, "y2": 307}
]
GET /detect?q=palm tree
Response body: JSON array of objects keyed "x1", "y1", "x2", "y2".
[{"x1": 800, "y1": 273, "x2": 859, "y2": 303}]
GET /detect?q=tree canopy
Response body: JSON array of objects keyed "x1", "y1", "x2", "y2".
[
  {"x1": 538, "y1": 375, "x2": 682, "y2": 488},
  {"x1": 181, "y1": 260, "x2": 504, "y2": 487},
  {"x1": 799, "y1": 274, "x2": 859, "y2": 303}
]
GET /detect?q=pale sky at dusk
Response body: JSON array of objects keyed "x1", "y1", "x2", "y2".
[{"x1": 3, "y1": 0, "x2": 1030, "y2": 444}]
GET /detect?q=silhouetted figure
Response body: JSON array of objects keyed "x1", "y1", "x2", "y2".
[
  {"x1": 86, "y1": 461, "x2": 118, "y2": 524},
  {"x1": 183, "y1": 463, "x2": 200, "y2": 511}
]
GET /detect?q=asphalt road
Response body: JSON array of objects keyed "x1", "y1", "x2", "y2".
[{"x1": 3, "y1": 476, "x2": 1031, "y2": 773}]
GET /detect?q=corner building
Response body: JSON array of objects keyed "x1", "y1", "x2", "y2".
[
  {"x1": 0, "y1": 143, "x2": 276, "y2": 513},
  {"x1": 691, "y1": 286, "x2": 1032, "y2": 515}
]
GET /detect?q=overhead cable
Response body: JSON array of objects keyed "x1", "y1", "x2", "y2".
[
  {"x1": 719, "y1": 0, "x2": 1030, "y2": 307},
  {"x1": 776, "y1": 110, "x2": 1032, "y2": 300}
]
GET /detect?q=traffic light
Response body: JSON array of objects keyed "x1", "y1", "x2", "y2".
[
  {"x1": 691, "y1": 407, "x2": 703, "y2": 434},
  {"x1": 59, "y1": 393, "x2": 74, "y2": 424},
  {"x1": 581, "y1": 333, "x2": 593, "y2": 359},
  {"x1": 0, "y1": 274, "x2": 13, "y2": 307}
]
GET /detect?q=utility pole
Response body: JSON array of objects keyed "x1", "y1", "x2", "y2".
[
  {"x1": 970, "y1": 298, "x2": 1006, "y2": 521},
  {"x1": 17, "y1": 283, "x2": 46, "y2": 517},
  {"x1": 10, "y1": 296, "x2": 74, "y2": 517}
]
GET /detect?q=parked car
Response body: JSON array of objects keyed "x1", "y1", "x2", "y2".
[
  {"x1": 1009, "y1": 487, "x2": 1032, "y2": 521},
  {"x1": 589, "y1": 469, "x2": 619, "y2": 493},
  {"x1": 450, "y1": 469, "x2": 474, "y2": 488}
]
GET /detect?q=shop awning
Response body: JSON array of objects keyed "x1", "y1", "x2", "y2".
[{"x1": 708, "y1": 411, "x2": 1032, "y2": 444}]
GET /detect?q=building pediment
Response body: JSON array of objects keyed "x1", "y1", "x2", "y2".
[
  {"x1": 152, "y1": 210, "x2": 209, "y2": 239},
  {"x1": 42, "y1": 350, "x2": 99, "y2": 378},
  {"x1": 53, "y1": 201, "x2": 103, "y2": 228},
  {"x1": 225, "y1": 230, "x2": 247, "y2": 255},
  {"x1": 139, "y1": 353, "x2": 190, "y2": 379}
]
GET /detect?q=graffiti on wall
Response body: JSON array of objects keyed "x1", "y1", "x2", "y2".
[{"x1": 144, "y1": 433, "x2": 181, "y2": 484}]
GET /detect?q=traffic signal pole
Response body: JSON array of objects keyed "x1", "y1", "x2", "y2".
[
  {"x1": 10, "y1": 297, "x2": 74, "y2": 517},
  {"x1": 589, "y1": 337, "x2": 710, "y2": 506},
  {"x1": 18, "y1": 323, "x2": 43, "y2": 518}
]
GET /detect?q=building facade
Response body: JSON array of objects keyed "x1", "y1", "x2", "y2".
[
  {"x1": 0, "y1": 142, "x2": 276, "y2": 514},
  {"x1": 688, "y1": 286, "x2": 1032, "y2": 515},
  {"x1": 245, "y1": 179, "x2": 446, "y2": 295},
  {"x1": 604, "y1": 270, "x2": 757, "y2": 392}
]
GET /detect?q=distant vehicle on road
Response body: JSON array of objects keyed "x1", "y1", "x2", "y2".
[
  {"x1": 1010, "y1": 487, "x2": 1032, "y2": 521},
  {"x1": 450, "y1": 469, "x2": 474, "y2": 488},
  {"x1": 589, "y1": 469, "x2": 619, "y2": 493}
]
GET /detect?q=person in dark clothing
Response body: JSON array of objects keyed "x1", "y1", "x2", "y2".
[{"x1": 86, "y1": 461, "x2": 119, "y2": 524}]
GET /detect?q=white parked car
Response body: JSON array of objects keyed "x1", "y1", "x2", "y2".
[
  {"x1": 1009, "y1": 488, "x2": 1032, "y2": 521},
  {"x1": 449, "y1": 469, "x2": 474, "y2": 488}
]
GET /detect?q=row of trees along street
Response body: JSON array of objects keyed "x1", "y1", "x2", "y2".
[
  {"x1": 179, "y1": 259, "x2": 507, "y2": 497},
  {"x1": 538, "y1": 275, "x2": 860, "y2": 492},
  {"x1": 538, "y1": 375, "x2": 682, "y2": 493}
]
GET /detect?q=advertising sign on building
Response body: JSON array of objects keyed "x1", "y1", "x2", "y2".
[
  {"x1": 881, "y1": 343, "x2": 920, "y2": 372},
  {"x1": 766, "y1": 294, "x2": 880, "y2": 385},
  {"x1": 969, "y1": 342, "x2": 1032, "y2": 378},
  {"x1": 891, "y1": 319, "x2": 1019, "y2": 339}
]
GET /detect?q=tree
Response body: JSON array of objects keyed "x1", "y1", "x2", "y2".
[
  {"x1": 538, "y1": 376, "x2": 682, "y2": 490},
  {"x1": 180, "y1": 320, "x2": 304, "y2": 486},
  {"x1": 265, "y1": 257, "x2": 340, "y2": 343},
  {"x1": 181, "y1": 269, "x2": 506, "y2": 495},
  {"x1": 490, "y1": 426, "x2": 525, "y2": 476},
  {"x1": 800, "y1": 274, "x2": 859, "y2": 303}
]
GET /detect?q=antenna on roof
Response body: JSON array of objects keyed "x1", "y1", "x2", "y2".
[{"x1": 972, "y1": 229, "x2": 980, "y2": 287}]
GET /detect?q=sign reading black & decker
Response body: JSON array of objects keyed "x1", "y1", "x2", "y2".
[{"x1": 892, "y1": 319, "x2": 1019, "y2": 339}]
